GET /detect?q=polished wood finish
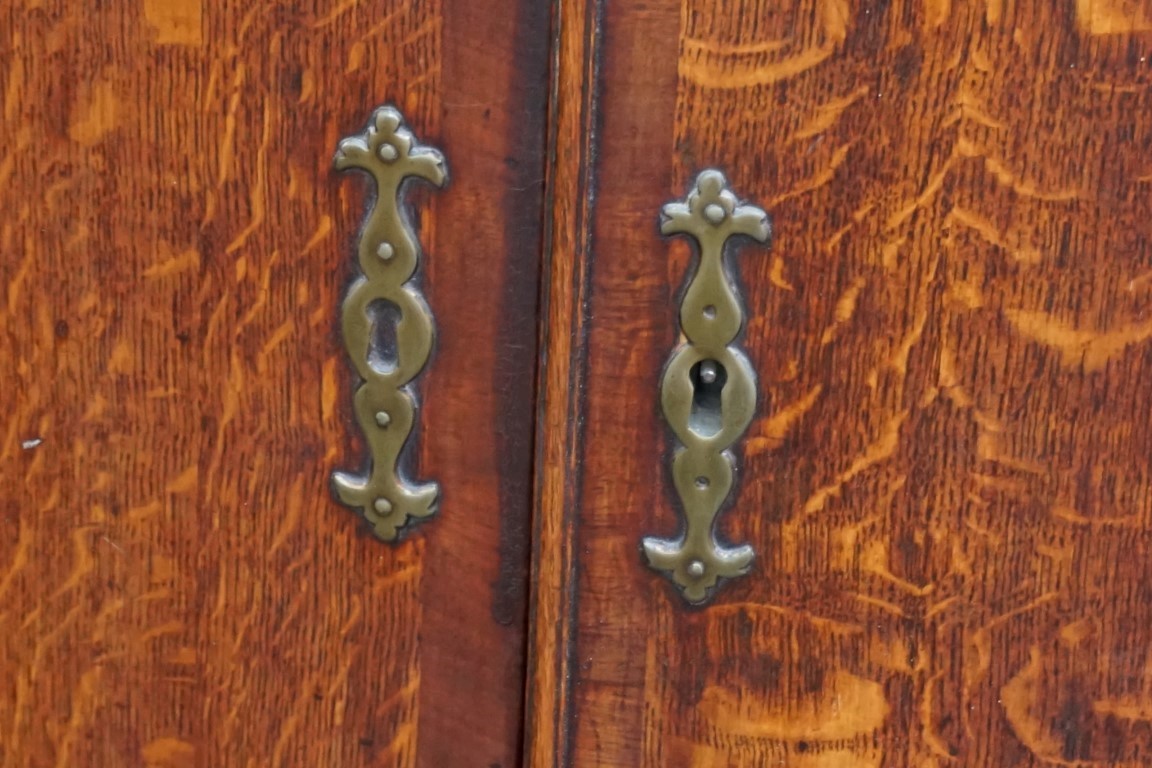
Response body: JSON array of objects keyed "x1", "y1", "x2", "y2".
[
  {"x1": 531, "y1": 1, "x2": 1152, "y2": 766},
  {"x1": 0, "y1": 1, "x2": 547, "y2": 766},
  {"x1": 7, "y1": 0, "x2": 1152, "y2": 765}
]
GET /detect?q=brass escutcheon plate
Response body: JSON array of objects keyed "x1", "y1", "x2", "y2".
[
  {"x1": 330, "y1": 106, "x2": 445, "y2": 541},
  {"x1": 643, "y1": 170, "x2": 771, "y2": 604}
]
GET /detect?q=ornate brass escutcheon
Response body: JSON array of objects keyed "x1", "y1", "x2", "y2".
[
  {"x1": 330, "y1": 106, "x2": 445, "y2": 541},
  {"x1": 643, "y1": 170, "x2": 771, "y2": 604}
]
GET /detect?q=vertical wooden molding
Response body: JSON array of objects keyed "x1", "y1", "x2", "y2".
[{"x1": 523, "y1": 0, "x2": 604, "y2": 764}]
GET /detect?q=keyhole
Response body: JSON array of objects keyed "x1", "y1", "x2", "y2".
[
  {"x1": 688, "y1": 359, "x2": 726, "y2": 437},
  {"x1": 366, "y1": 299, "x2": 402, "y2": 374}
]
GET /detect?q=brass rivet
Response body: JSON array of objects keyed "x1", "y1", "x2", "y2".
[
  {"x1": 687, "y1": 561, "x2": 705, "y2": 578},
  {"x1": 377, "y1": 143, "x2": 398, "y2": 162},
  {"x1": 704, "y1": 203, "x2": 726, "y2": 224},
  {"x1": 376, "y1": 242, "x2": 395, "y2": 261},
  {"x1": 374, "y1": 411, "x2": 391, "y2": 427},
  {"x1": 373, "y1": 498, "x2": 392, "y2": 514}
]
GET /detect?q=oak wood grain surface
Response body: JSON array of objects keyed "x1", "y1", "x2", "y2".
[
  {"x1": 0, "y1": 1, "x2": 548, "y2": 766},
  {"x1": 531, "y1": 1, "x2": 1152, "y2": 766}
]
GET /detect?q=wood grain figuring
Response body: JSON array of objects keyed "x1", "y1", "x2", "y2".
[
  {"x1": 0, "y1": 0, "x2": 547, "y2": 766},
  {"x1": 536, "y1": 1, "x2": 1152, "y2": 766}
]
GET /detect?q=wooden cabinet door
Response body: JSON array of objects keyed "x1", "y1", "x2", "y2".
[
  {"x1": 528, "y1": 1, "x2": 1152, "y2": 766},
  {"x1": 0, "y1": 1, "x2": 547, "y2": 766}
]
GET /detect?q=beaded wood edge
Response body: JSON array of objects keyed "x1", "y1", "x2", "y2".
[
  {"x1": 643, "y1": 170, "x2": 771, "y2": 604},
  {"x1": 330, "y1": 106, "x2": 446, "y2": 541}
]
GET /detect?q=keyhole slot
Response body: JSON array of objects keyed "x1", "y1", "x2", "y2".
[
  {"x1": 366, "y1": 299, "x2": 402, "y2": 375},
  {"x1": 688, "y1": 359, "x2": 727, "y2": 438}
]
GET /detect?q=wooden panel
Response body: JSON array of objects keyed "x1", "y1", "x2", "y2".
[
  {"x1": 531, "y1": 1, "x2": 1152, "y2": 766},
  {"x1": 0, "y1": 0, "x2": 547, "y2": 766}
]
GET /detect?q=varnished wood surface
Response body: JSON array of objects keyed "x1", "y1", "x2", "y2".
[
  {"x1": 532, "y1": 1, "x2": 1152, "y2": 766},
  {"x1": 0, "y1": 1, "x2": 548, "y2": 766}
]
